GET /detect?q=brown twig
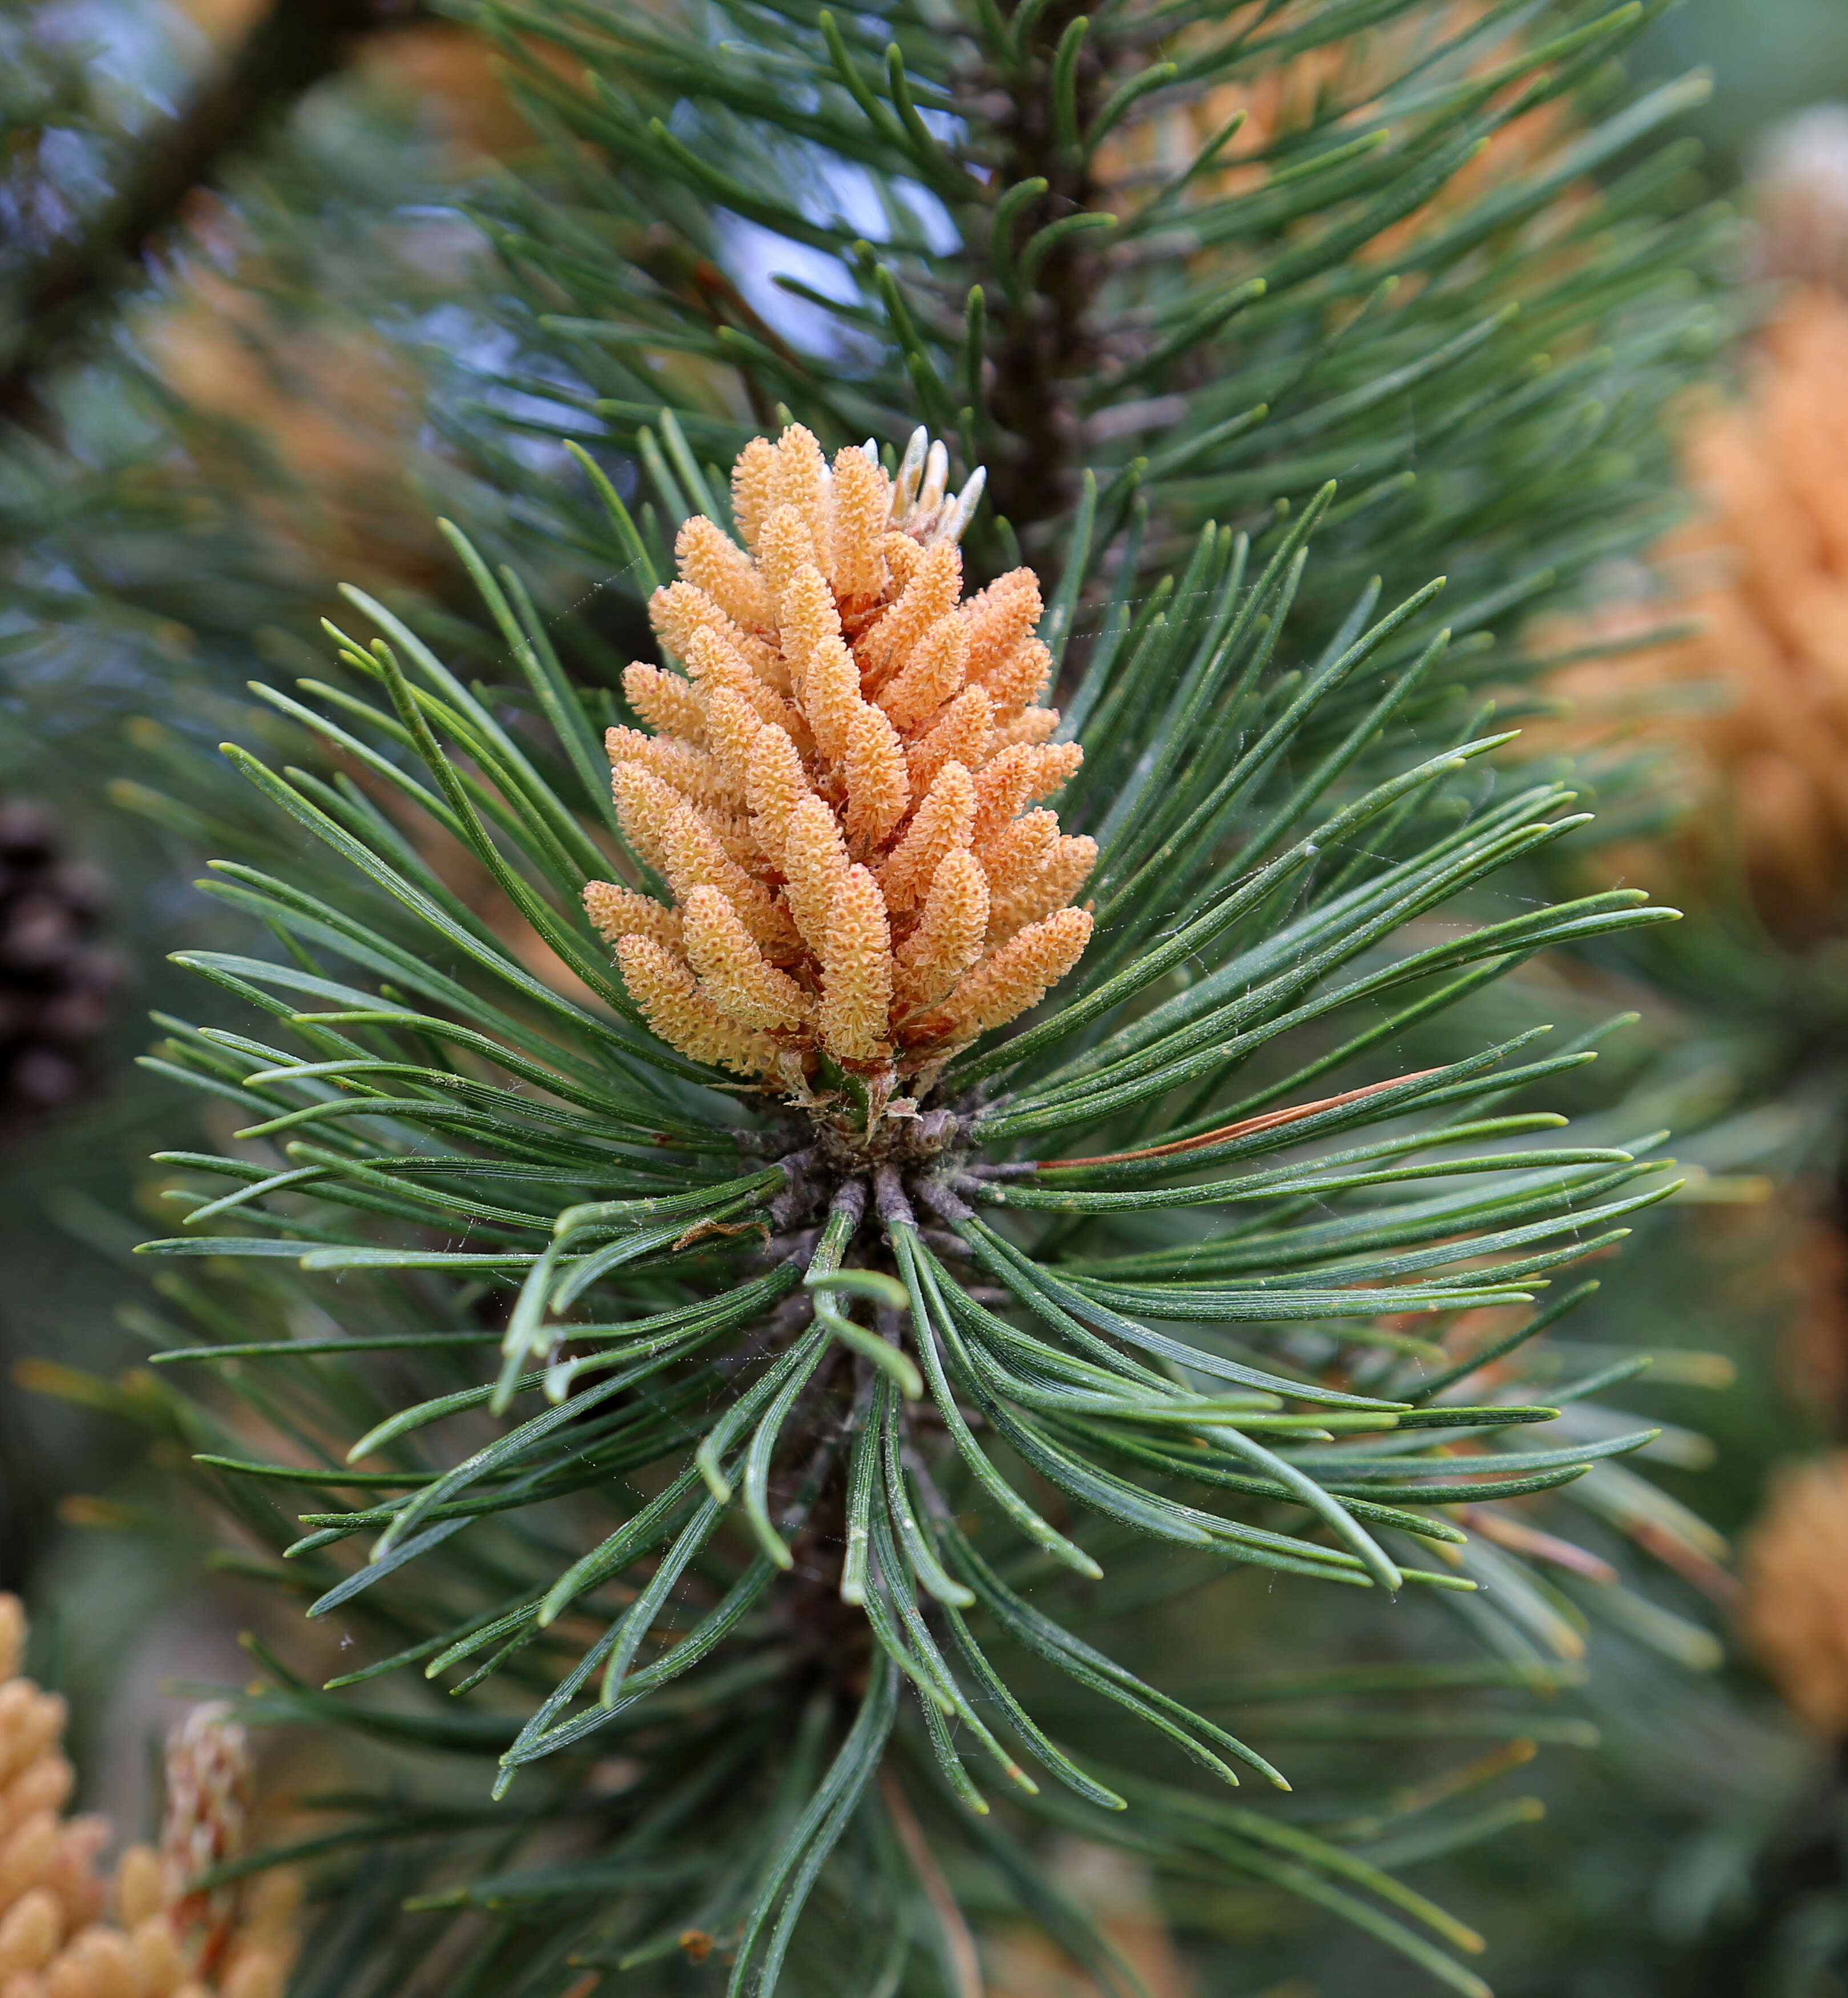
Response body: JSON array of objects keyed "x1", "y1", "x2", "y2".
[
  {"x1": 0, "y1": 0, "x2": 422, "y2": 428},
  {"x1": 1027, "y1": 1068, "x2": 1445, "y2": 1171},
  {"x1": 879, "y1": 1767, "x2": 985, "y2": 1998}
]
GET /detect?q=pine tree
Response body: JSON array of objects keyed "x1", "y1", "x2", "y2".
[{"x1": 2, "y1": 1, "x2": 1761, "y2": 1993}]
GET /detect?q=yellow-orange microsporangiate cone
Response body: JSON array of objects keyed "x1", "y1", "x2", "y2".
[{"x1": 585, "y1": 425, "x2": 1094, "y2": 1103}]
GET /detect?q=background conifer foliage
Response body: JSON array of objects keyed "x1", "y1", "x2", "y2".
[
  {"x1": 446, "y1": 0, "x2": 1718, "y2": 662},
  {"x1": 0, "y1": 0, "x2": 1791, "y2": 1993}
]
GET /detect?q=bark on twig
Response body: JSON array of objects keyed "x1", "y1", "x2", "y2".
[{"x1": 979, "y1": 0, "x2": 1109, "y2": 547}]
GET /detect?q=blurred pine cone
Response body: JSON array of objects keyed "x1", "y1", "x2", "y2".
[
  {"x1": 1741, "y1": 1453, "x2": 1848, "y2": 1733},
  {"x1": 146, "y1": 269, "x2": 451, "y2": 600},
  {"x1": 1543, "y1": 291, "x2": 1848, "y2": 932},
  {"x1": 0, "y1": 801, "x2": 119, "y2": 1134},
  {"x1": 1095, "y1": 2, "x2": 1572, "y2": 263},
  {"x1": 1536, "y1": 108, "x2": 1848, "y2": 933},
  {"x1": 174, "y1": 0, "x2": 558, "y2": 163}
]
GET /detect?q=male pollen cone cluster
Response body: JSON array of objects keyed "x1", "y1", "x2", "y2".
[
  {"x1": 0, "y1": 1597, "x2": 298, "y2": 1998},
  {"x1": 584, "y1": 425, "x2": 1095, "y2": 1095}
]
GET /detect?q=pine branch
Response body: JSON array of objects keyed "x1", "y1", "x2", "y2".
[
  {"x1": 0, "y1": 0, "x2": 427, "y2": 428},
  {"x1": 0, "y1": 2, "x2": 1741, "y2": 1989},
  {"x1": 95, "y1": 406, "x2": 1723, "y2": 1995},
  {"x1": 414, "y1": 0, "x2": 1728, "y2": 861}
]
